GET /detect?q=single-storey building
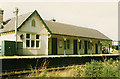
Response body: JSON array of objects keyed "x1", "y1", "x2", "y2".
[{"x1": 0, "y1": 10, "x2": 112, "y2": 56}]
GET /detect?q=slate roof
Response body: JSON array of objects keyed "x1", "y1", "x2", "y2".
[{"x1": 0, "y1": 10, "x2": 111, "y2": 41}]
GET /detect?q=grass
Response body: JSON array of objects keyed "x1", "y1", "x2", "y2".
[
  {"x1": 26, "y1": 58, "x2": 119, "y2": 77},
  {"x1": 2, "y1": 57, "x2": 119, "y2": 78}
]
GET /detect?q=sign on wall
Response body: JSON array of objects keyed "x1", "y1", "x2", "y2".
[{"x1": 59, "y1": 40, "x2": 63, "y2": 48}]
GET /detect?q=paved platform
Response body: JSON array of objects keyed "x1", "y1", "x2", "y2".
[{"x1": 0, "y1": 54, "x2": 119, "y2": 59}]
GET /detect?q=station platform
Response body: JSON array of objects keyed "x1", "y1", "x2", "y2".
[
  {"x1": 0, "y1": 54, "x2": 119, "y2": 72},
  {"x1": 0, "y1": 54, "x2": 119, "y2": 59}
]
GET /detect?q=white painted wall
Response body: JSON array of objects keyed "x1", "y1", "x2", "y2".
[
  {"x1": 0, "y1": 13, "x2": 49, "y2": 56},
  {"x1": 17, "y1": 13, "x2": 48, "y2": 56}
]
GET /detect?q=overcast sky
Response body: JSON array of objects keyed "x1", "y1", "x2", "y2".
[{"x1": 0, "y1": 0, "x2": 118, "y2": 41}]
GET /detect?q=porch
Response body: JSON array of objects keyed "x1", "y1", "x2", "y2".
[{"x1": 48, "y1": 35, "x2": 111, "y2": 55}]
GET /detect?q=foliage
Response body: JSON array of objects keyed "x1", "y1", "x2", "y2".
[
  {"x1": 84, "y1": 60, "x2": 103, "y2": 77},
  {"x1": 83, "y1": 58, "x2": 119, "y2": 77},
  {"x1": 102, "y1": 58, "x2": 118, "y2": 77},
  {"x1": 102, "y1": 41, "x2": 112, "y2": 47}
]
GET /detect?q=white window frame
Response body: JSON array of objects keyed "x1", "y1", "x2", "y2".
[{"x1": 25, "y1": 33, "x2": 41, "y2": 49}]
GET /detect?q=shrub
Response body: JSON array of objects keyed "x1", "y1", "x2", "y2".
[
  {"x1": 102, "y1": 58, "x2": 119, "y2": 77},
  {"x1": 107, "y1": 58, "x2": 113, "y2": 64},
  {"x1": 84, "y1": 60, "x2": 103, "y2": 77},
  {"x1": 102, "y1": 65, "x2": 118, "y2": 77}
]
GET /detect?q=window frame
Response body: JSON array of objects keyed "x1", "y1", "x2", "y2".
[
  {"x1": 25, "y1": 33, "x2": 41, "y2": 49},
  {"x1": 32, "y1": 19, "x2": 36, "y2": 27}
]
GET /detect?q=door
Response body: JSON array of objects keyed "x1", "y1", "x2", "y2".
[
  {"x1": 52, "y1": 38, "x2": 57, "y2": 55},
  {"x1": 84, "y1": 40, "x2": 87, "y2": 54},
  {"x1": 95, "y1": 44, "x2": 98, "y2": 54},
  {"x1": 73, "y1": 40, "x2": 77, "y2": 55}
]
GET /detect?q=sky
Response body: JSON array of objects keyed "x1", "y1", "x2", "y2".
[{"x1": 0, "y1": 0, "x2": 118, "y2": 41}]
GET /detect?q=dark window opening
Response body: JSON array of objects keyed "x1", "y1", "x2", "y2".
[
  {"x1": 26, "y1": 40, "x2": 30, "y2": 47},
  {"x1": 36, "y1": 41, "x2": 39, "y2": 47},
  {"x1": 26, "y1": 34, "x2": 30, "y2": 38},
  {"x1": 31, "y1": 40, "x2": 35, "y2": 47},
  {"x1": 36, "y1": 35, "x2": 39, "y2": 39}
]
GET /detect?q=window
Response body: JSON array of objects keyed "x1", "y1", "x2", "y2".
[
  {"x1": 26, "y1": 33, "x2": 40, "y2": 48},
  {"x1": 36, "y1": 35, "x2": 39, "y2": 39},
  {"x1": 26, "y1": 40, "x2": 30, "y2": 47},
  {"x1": 32, "y1": 19, "x2": 35, "y2": 27},
  {"x1": 26, "y1": 34, "x2": 30, "y2": 38},
  {"x1": 67, "y1": 40, "x2": 70, "y2": 49},
  {"x1": 31, "y1": 40, "x2": 35, "y2": 47},
  {"x1": 36, "y1": 41, "x2": 39, "y2": 47}
]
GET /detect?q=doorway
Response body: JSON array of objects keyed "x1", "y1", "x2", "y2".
[
  {"x1": 52, "y1": 38, "x2": 57, "y2": 55},
  {"x1": 73, "y1": 40, "x2": 77, "y2": 55},
  {"x1": 84, "y1": 40, "x2": 87, "y2": 54},
  {"x1": 95, "y1": 44, "x2": 98, "y2": 54}
]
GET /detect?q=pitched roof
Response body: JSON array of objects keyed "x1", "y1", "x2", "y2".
[
  {"x1": 44, "y1": 21, "x2": 111, "y2": 40},
  {"x1": 1, "y1": 12, "x2": 32, "y2": 32},
  {"x1": 0, "y1": 10, "x2": 111, "y2": 41}
]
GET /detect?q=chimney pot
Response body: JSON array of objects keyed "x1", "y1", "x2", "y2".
[{"x1": 50, "y1": 18, "x2": 56, "y2": 22}]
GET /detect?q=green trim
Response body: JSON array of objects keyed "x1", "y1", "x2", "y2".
[
  {"x1": 52, "y1": 33, "x2": 112, "y2": 41},
  {"x1": 64, "y1": 40, "x2": 66, "y2": 55},
  {"x1": 17, "y1": 10, "x2": 52, "y2": 34},
  {"x1": 35, "y1": 10, "x2": 52, "y2": 34}
]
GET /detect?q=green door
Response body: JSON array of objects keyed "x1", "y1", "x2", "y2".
[
  {"x1": 52, "y1": 38, "x2": 57, "y2": 55},
  {"x1": 84, "y1": 40, "x2": 87, "y2": 54},
  {"x1": 95, "y1": 44, "x2": 98, "y2": 54},
  {"x1": 73, "y1": 40, "x2": 77, "y2": 55},
  {"x1": 1, "y1": 41, "x2": 16, "y2": 56}
]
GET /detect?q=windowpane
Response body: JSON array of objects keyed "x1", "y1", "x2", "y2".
[
  {"x1": 36, "y1": 41, "x2": 39, "y2": 47},
  {"x1": 26, "y1": 34, "x2": 30, "y2": 38},
  {"x1": 26, "y1": 40, "x2": 30, "y2": 47},
  {"x1": 67, "y1": 40, "x2": 70, "y2": 49},
  {"x1": 31, "y1": 40, "x2": 35, "y2": 47},
  {"x1": 36, "y1": 35, "x2": 39, "y2": 39}
]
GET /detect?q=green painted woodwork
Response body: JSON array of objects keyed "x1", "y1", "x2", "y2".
[{"x1": 1, "y1": 40, "x2": 16, "y2": 56}]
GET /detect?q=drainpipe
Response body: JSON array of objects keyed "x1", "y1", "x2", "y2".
[
  {"x1": 64, "y1": 38, "x2": 66, "y2": 55},
  {"x1": 78, "y1": 39, "x2": 81, "y2": 55},
  {"x1": 13, "y1": 8, "x2": 19, "y2": 55},
  {"x1": 90, "y1": 40, "x2": 92, "y2": 55}
]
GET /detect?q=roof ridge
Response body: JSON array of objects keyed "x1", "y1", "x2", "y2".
[{"x1": 44, "y1": 20, "x2": 96, "y2": 31}]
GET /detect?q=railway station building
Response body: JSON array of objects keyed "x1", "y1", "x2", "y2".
[{"x1": 0, "y1": 10, "x2": 112, "y2": 56}]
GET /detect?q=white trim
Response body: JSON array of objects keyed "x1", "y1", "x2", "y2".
[{"x1": 25, "y1": 33, "x2": 41, "y2": 49}]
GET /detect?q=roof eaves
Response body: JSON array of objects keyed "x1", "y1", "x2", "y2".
[
  {"x1": 0, "y1": 30, "x2": 14, "y2": 34},
  {"x1": 52, "y1": 33, "x2": 112, "y2": 41},
  {"x1": 35, "y1": 10, "x2": 52, "y2": 34}
]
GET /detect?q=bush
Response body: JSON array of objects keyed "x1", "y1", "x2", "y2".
[
  {"x1": 84, "y1": 59, "x2": 119, "y2": 77},
  {"x1": 102, "y1": 65, "x2": 118, "y2": 77},
  {"x1": 84, "y1": 60, "x2": 103, "y2": 77},
  {"x1": 102, "y1": 58, "x2": 118, "y2": 77},
  {"x1": 107, "y1": 58, "x2": 113, "y2": 64}
]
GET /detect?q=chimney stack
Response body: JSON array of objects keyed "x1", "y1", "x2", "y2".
[{"x1": 0, "y1": 8, "x2": 4, "y2": 24}]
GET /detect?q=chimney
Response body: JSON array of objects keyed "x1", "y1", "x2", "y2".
[
  {"x1": 0, "y1": 8, "x2": 4, "y2": 24},
  {"x1": 50, "y1": 18, "x2": 56, "y2": 22}
]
